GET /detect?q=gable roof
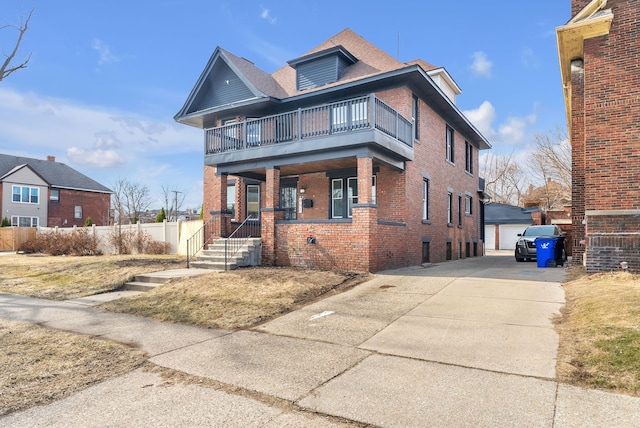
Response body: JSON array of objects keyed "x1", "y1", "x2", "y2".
[
  {"x1": 484, "y1": 202, "x2": 537, "y2": 225},
  {"x1": 0, "y1": 154, "x2": 112, "y2": 193},
  {"x1": 175, "y1": 28, "x2": 491, "y2": 149}
]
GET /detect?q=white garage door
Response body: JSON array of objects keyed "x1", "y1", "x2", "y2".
[
  {"x1": 499, "y1": 224, "x2": 529, "y2": 250},
  {"x1": 484, "y1": 225, "x2": 496, "y2": 250}
]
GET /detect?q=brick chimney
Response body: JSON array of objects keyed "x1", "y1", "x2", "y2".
[{"x1": 46, "y1": 155, "x2": 56, "y2": 162}]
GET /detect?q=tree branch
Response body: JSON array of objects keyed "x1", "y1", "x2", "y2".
[{"x1": 0, "y1": 7, "x2": 34, "y2": 81}]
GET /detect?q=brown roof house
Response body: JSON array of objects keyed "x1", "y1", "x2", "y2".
[
  {"x1": 557, "y1": 0, "x2": 639, "y2": 272},
  {"x1": 175, "y1": 28, "x2": 491, "y2": 272},
  {"x1": 0, "y1": 154, "x2": 112, "y2": 228}
]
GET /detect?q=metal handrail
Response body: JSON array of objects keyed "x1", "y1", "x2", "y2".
[
  {"x1": 224, "y1": 215, "x2": 260, "y2": 271},
  {"x1": 186, "y1": 215, "x2": 220, "y2": 268}
]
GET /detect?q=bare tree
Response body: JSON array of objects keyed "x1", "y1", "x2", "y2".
[
  {"x1": 1, "y1": 8, "x2": 34, "y2": 82},
  {"x1": 112, "y1": 178, "x2": 151, "y2": 225},
  {"x1": 161, "y1": 185, "x2": 186, "y2": 221},
  {"x1": 525, "y1": 127, "x2": 572, "y2": 209},
  {"x1": 480, "y1": 151, "x2": 527, "y2": 206}
]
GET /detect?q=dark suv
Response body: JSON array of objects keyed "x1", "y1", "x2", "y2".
[{"x1": 515, "y1": 225, "x2": 566, "y2": 262}]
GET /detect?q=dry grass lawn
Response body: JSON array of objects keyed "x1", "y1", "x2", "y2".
[
  {"x1": 556, "y1": 268, "x2": 640, "y2": 396},
  {"x1": 0, "y1": 318, "x2": 145, "y2": 416},
  {"x1": 99, "y1": 267, "x2": 366, "y2": 330},
  {"x1": 0, "y1": 254, "x2": 185, "y2": 300}
]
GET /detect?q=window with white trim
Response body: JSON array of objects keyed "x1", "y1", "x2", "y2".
[
  {"x1": 50, "y1": 188, "x2": 60, "y2": 202},
  {"x1": 465, "y1": 195, "x2": 473, "y2": 215},
  {"x1": 330, "y1": 175, "x2": 376, "y2": 219},
  {"x1": 11, "y1": 216, "x2": 38, "y2": 227},
  {"x1": 447, "y1": 191, "x2": 453, "y2": 224},
  {"x1": 12, "y1": 185, "x2": 39, "y2": 204},
  {"x1": 422, "y1": 179, "x2": 430, "y2": 221},
  {"x1": 446, "y1": 125, "x2": 454, "y2": 163},
  {"x1": 74, "y1": 206, "x2": 83, "y2": 219}
]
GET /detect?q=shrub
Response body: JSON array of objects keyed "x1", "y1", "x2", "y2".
[
  {"x1": 107, "y1": 228, "x2": 170, "y2": 255},
  {"x1": 155, "y1": 208, "x2": 166, "y2": 223},
  {"x1": 84, "y1": 217, "x2": 93, "y2": 227},
  {"x1": 145, "y1": 240, "x2": 171, "y2": 254},
  {"x1": 1, "y1": 217, "x2": 10, "y2": 227},
  {"x1": 18, "y1": 228, "x2": 101, "y2": 256}
]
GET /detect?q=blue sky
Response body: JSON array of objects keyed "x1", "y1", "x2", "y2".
[{"x1": 1, "y1": 1, "x2": 570, "y2": 209}]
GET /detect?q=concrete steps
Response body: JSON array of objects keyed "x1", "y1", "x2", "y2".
[
  {"x1": 190, "y1": 238, "x2": 262, "y2": 271},
  {"x1": 123, "y1": 268, "x2": 213, "y2": 291}
]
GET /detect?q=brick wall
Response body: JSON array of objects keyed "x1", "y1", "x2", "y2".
[
  {"x1": 47, "y1": 189, "x2": 110, "y2": 227},
  {"x1": 578, "y1": 0, "x2": 640, "y2": 272},
  {"x1": 572, "y1": 0, "x2": 592, "y2": 16}
]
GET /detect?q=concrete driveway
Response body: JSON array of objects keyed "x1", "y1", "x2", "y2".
[{"x1": 3, "y1": 251, "x2": 640, "y2": 427}]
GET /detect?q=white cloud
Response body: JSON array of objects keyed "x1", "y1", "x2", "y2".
[
  {"x1": 92, "y1": 39, "x2": 119, "y2": 66},
  {"x1": 260, "y1": 7, "x2": 277, "y2": 24},
  {"x1": 67, "y1": 147, "x2": 126, "y2": 168},
  {"x1": 470, "y1": 51, "x2": 493, "y2": 78},
  {"x1": 521, "y1": 47, "x2": 540, "y2": 68},
  {"x1": 463, "y1": 101, "x2": 537, "y2": 147}
]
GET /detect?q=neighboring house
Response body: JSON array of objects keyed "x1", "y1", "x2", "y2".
[
  {"x1": 521, "y1": 179, "x2": 571, "y2": 210},
  {"x1": 175, "y1": 28, "x2": 491, "y2": 272},
  {"x1": 484, "y1": 203, "x2": 536, "y2": 251},
  {"x1": 0, "y1": 154, "x2": 112, "y2": 227},
  {"x1": 557, "y1": 0, "x2": 639, "y2": 272}
]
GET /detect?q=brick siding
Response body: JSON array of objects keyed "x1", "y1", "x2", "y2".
[{"x1": 47, "y1": 189, "x2": 110, "y2": 227}]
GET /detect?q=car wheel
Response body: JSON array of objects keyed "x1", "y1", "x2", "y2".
[{"x1": 515, "y1": 253, "x2": 524, "y2": 262}]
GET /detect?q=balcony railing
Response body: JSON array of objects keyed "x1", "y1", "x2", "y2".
[{"x1": 205, "y1": 94, "x2": 413, "y2": 155}]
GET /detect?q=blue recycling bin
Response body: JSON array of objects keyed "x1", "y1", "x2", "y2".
[{"x1": 535, "y1": 237, "x2": 558, "y2": 268}]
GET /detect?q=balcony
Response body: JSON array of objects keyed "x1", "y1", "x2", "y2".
[{"x1": 204, "y1": 95, "x2": 414, "y2": 168}]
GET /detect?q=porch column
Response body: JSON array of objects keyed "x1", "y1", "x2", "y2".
[
  {"x1": 203, "y1": 165, "x2": 228, "y2": 237},
  {"x1": 262, "y1": 167, "x2": 282, "y2": 265},
  {"x1": 351, "y1": 156, "x2": 376, "y2": 271}
]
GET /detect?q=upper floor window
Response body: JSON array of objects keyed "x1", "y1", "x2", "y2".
[
  {"x1": 331, "y1": 99, "x2": 368, "y2": 132},
  {"x1": 446, "y1": 125, "x2": 455, "y2": 163},
  {"x1": 465, "y1": 141, "x2": 473, "y2": 173},
  {"x1": 458, "y1": 195, "x2": 463, "y2": 226},
  {"x1": 412, "y1": 94, "x2": 419, "y2": 141},
  {"x1": 12, "y1": 185, "x2": 39, "y2": 204},
  {"x1": 465, "y1": 195, "x2": 473, "y2": 215},
  {"x1": 50, "y1": 189, "x2": 60, "y2": 203},
  {"x1": 74, "y1": 206, "x2": 83, "y2": 219}
]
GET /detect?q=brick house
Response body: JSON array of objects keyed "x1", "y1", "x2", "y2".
[
  {"x1": 175, "y1": 28, "x2": 491, "y2": 272},
  {"x1": 557, "y1": 0, "x2": 640, "y2": 272},
  {"x1": 0, "y1": 154, "x2": 112, "y2": 227}
]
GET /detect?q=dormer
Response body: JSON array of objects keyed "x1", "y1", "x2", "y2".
[
  {"x1": 427, "y1": 68, "x2": 462, "y2": 104},
  {"x1": 287, "y1": 45, "x2": 358, "y2": 91}
]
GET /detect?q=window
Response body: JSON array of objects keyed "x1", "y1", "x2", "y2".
[
  {"x1": 246, "y1": 184, "x2": 260, "y2": 220},
  {"x1": 447, "y1": 192, "x2": 453, "y2": 224},
  {"x1": 227, "y1": 184, "x2": 236, "y2": 220},
  {"x1": 465, "y1": 195, "x2": 473, "y2": 215},
  {"x1": 371, "y1": 175, "x2": 377, "y2": 205},
  {"x1": 412, "y1": 95, "x2": 419, "y2": 140},
  {"x1": 11, "y1": 216, "x2": 38, "y2": 227},
  {"x1": 446, "y1": 125, "x2": 454, "y2": 163},
  {"x1": 280, "y1": 180, "x2": 297, "y2": 220},
  {"x1": 12, "y1": 185, "x2": 39, "y2": 204},
  {"x1": 330, "y1": 175, "x2": 376, "y2": 219},
  {"x1": 74, "y1": 206, "x2": 83, "y2": 219},
  {"x1": 50, "y1": 189, "x2": 60, "y2": 202},
  {"x1": 246, "y1": 119, "x2": 261, "y2": 146},
  {"x1": 465, "y1": 141, "x2": 473, "y2": 173},
  {"x1": 422, "y1": 241, "x2": 430, "y2": 263},
  {"x1": 331, "y1": 100, "x2": 367, "y2": 132},
  {"x1": 422, "y1": 179, "x2": 430, "y2": 221},
  {"x1": 446, "y1": 241, "x2": 452, "y2": 260},
  {"x1": 458, "y1": 195, "x2": 462, "y2": 226}
]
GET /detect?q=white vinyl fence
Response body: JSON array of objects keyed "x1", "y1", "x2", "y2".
[{"x1": 38, "y1": 219, "x2": 203, "y2": 255}]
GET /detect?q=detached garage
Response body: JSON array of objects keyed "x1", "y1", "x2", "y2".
[{"x1": 484, "y1": 203, "x2": 537, "y2": 250}]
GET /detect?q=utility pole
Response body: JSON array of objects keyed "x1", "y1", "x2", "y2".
[{"x1": 171, "y1": 190, "x2": 182, "y2": 221}]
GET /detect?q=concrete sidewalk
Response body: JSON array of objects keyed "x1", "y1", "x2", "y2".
[{"x1": 2, "y1": 254, "x2": 639, "y2": 427}]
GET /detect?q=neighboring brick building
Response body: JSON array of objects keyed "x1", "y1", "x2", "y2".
[
  {"x1": 0, "y1": 154, "x2": 112, "y2": 227},
  {"x1": 175, "y1": 28, "x2": 491, "y2": 272},
  {"x1": 557, "y1": 0, "x2": 640, "y2": 272}
]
